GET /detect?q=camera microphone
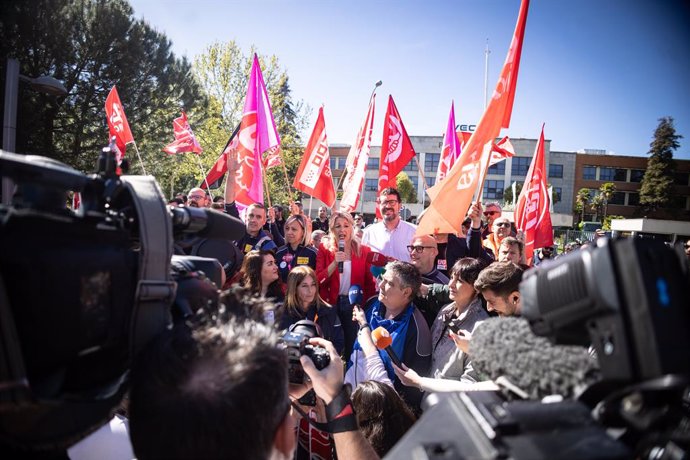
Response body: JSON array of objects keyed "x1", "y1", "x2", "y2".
[
  {"x1": 372, "y1": 327, "x2": 404, "y2": 368},
  {"x1": 170, "y1": 206, "x2": 246, "y2": 241},
  {"x1": 338, "y1": 238, "x2": 345, "y2": 273},
  {"x1": 348, "y1": 284, "x2": 363, "y2": 307}
]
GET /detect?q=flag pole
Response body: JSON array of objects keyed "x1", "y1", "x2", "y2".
[
  {"x1": 484, "y1": 39, "x2": 490, "y2": 110},
  {"x1": 413, "y1": 156, "x2": 428, "y2": 190},
  {"x1": 276, "y1": 147, "x2": 293, "y2": 199},
  {"x1": 194, "y1": 155, "x2": 212, "y2": 191},
  {"x1": 262, "y1": 166, "x2": 273, "y2": 208},
  {"x1": 130, "y1": 141, "x2": 148, "y2": 175}
]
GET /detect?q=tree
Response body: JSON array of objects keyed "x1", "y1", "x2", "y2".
[
  {"x1": 575, "y1": 188, "x2": 591, "y2": 223},
  {"x1": 0, "y1": 0, "x2": 206, "y2": 174},
  {"x1": 599, "y1": 182, "x2": 616, "y2": 221},
  {"x1": 503, "y1": 182, "x2": 523, "y2": 205},
  {"x1": 590, "y1": 193, "x2": 604, "y2": 222},
  {"x1": 396, "y1": 172, "x2": 418, "y2": 203},
  {"x1": 639, "y1": 117, "x2": 682, "y2": 214}
]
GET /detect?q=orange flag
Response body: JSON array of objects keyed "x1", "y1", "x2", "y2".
[{"x1": 417, "y1": 0, "x2": 530, "y2": 235}]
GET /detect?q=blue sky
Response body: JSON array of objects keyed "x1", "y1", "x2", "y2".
[{"x1": 129, "y1": 0, "x2": 690, "y2": 159}]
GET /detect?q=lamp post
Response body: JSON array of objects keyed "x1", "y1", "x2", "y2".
[{"x1": 2, "y1": 58, "x2": 68, "y2": 204}]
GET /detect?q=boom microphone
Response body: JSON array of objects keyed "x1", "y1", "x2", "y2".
[
  {"x1": 371, "y1": 327, "x2": 404, "y2": 368},
  {"x1": 338, "y1": 238, "x2": 345, "y2": 273},
  {"x1": 170, "y1": 206, "x2": 246, "y2": 241},
  {"x1": 469, "y1": 317, "x2": 600, "y2": 400}
]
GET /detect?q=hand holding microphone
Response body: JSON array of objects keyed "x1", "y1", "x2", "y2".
[
  {"x1": 371, "y1": 326, "x2": 404, "y2": 368},
  {"x1": 337, "y1": 238, "x2": 345, "y2": 273}
]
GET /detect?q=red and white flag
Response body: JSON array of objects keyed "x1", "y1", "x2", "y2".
[
  {"x1": 262, "y1": 146, "x2": 283, "y2": 170},
  {"x1": 339, "y1": 94, "x2": 376, "y2": 213},
  {"x1": 490, "y1": 136, "x2": 515, "y2": 166},
  {"x1": 201, "y1": 126, "x2": 240, "y2": 189},
  {"x1": 105, "y1": 86, "x2": 134, "y2": 163},
  {"x1": 163, "y1": 111, "x2": 203, "y2": 155},
  {"x1": 417, "y1": 0, "x2": 529, "y2": 235},
  {"x1": 378, "y1": 95, "x2": 416, "y2": 206},
  {"x1": 515, "y1": 124, "x2": 553, "y2": 264},
  {"x1": 437, "y1": 101, "x2": 463, "y2": 183},
  {"x1": 233, "y1": 54, "x2": 281, "y2": 210},
  {"x1": 293, "y1": 107, "x2": 336, "y2": 207}
]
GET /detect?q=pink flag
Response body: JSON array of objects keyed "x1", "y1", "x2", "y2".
[
  {"x1": 163, "y1": 111, "x2": 203, "y2": 155},
  {"x1": 233, "y1": 54, "x2": 281, "y2": 210},
  {"x1": 436, "y1": 101, "x2": 462, "y2": 183},
  {"x1": 515, "y1": 124, "x2": 553, "y2": 264},
  {"x1": 339, "y1": 94, "x2": 376, "y2": 213}
]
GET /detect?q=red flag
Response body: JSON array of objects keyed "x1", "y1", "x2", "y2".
[
  {"x1": 163, "y1": 111, "x2": 203, "y2": 155},
  {"x1": 105, "y1": 86, "x2": 134, "y2": 162},
  {"x1": 378, "y1": 95, "x2": 416, "y2": 192},
  {"x1": 515, "y1": 124, "x2": 553, "y2": 264},
  {"x1": 262, "y1": 146, "x2": 283, "y2": 170},
  {"x1": 490, "y1": 136, "x2": 515, "y2": 166},
  {"x1": 201, "y1": 126, "x2": 240, "y2": 190},
  {"x1": 293, "y1": 107, "x2": 336, "y2": 207},
  {"x1": 417, "y1": 0, "x2": 529, "y2": 235},
  {"x1": 340, "y1": 94, "x2": 376, "y2": 213}
]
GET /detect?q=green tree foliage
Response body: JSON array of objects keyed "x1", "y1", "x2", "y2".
[
  {"x1": 575, "y1": 188, "x2": 591, "y2": 223},
  {"x1": 503, "y1": 182, "x2": 523, "y2": 205},
  {"x1": 590, "y1": 193, "x2": 604, "y2": 221},
  {"x1": 190, "y1": 42, "x2": 310, "y2": 205},
  {"x1": 396, "y1": 172, "x2": 418, "y2": 203},
  {"x1": 639, "y1": 117, "x2": 682, "y2": 214},
  {"x1": 0, "y1": 0, "x2": 205, "y2": 174},
  {"x1": 598, "y1": 182, "x2": 616, "y2": 221},
  {"x1": 602, "y1": 215, "x2": 624, "y2": 231}
]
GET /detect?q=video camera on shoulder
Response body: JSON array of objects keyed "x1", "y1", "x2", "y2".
[{"x1": 280, "y1": 320, "x2": 330, "y2": 384}]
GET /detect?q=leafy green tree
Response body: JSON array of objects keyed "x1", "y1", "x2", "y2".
[
  {"x1": 590, "y1": 193, "x2": 604, "y2": 221},
  {"x1": 639, "y1": 117, "x2": 682, "y2": 214},
  {"x1": 396, "y1": 172, "x2": 418, "y2": 203},
  {"x1": 575, "y1": 188, "x2": 591, "y2": 223},
  {"x1": 503, "y1": 182, "x2": 523, "y2": 205},
  {"x1": 599, "y1": 182, "x2": 616, "y2": 221},
  {"x1": 0, "y1": 0, "x2": 206, "y2": 174}
]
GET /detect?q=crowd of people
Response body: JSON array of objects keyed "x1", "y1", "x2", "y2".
[{"x1": 73, "y1": 152, "x2": 634, "y2": 460}]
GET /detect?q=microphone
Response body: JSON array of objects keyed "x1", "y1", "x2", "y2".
[
  {"x1": 366, "y1": 251, "x2": 391, "y2": 267},
  {"x1": 170, "y1": 206, "x2": 246, "y2": 241},
  {"x1": 338, "y1": 238, "x2": 345, "y2": 273},
  {"x1": 469, "y1": 317, "x2": 600, "y2": 400},
  {"x1": 371, "y1": 327, "x2": 404, "y2": 368},
  {"x1": 348, "y1": 284, "x2": 363, "y2": 307}
]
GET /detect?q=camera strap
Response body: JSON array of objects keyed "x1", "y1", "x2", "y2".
[
  {"x1": 120, "y1": 176, "x2": 177, "y2": 355},
  {"x1": 290, "y1": 385, "x2": 359, "y2": 434}
]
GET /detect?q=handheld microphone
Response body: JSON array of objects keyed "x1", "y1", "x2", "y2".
[
  {"x1": 469, "y1": 317, "x2": 600, "y2": 400},
  {"x1": 366, "y1": 251, "x2": 391, "y2": 267},
  {"x1": 348, "y1": 284, "x2": 363, "y2": 307},
  {"x1": 372, "y1": 327, "x2": 404, "y2": 368},
  {"x1": 338, "y1": 238, "x2": 345, "y2": 273}
]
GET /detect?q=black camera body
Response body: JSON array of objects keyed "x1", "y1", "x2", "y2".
[{"x1": 281, "y1": 320, "x2": 330, "y2": 384}]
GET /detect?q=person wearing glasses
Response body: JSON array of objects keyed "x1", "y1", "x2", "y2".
[
  {"x1": 362, "y1": 188, "x2": 417, "y2": 262},
  {"x1": 408, "y1": 235, "x2": 449, "y2": 285},
  {"x1": 187, "y1": 188, "x2": 210, "y2": 208},
  {"x1": 481, "y1": 202, "x2": 502, "y2": 239},
  {"x1": 468, "y1": 201, "x2": 512, "y2": 260}
]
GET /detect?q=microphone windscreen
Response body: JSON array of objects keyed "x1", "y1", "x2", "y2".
[
  {"x1": 469, "y1": 317, "x2": 600, "y2": 400},
  {"x1": 371, "y1": 327, "x2": 393, "y2": 350},
  {"x1": 348, "y1": 284, "x2": 363, "y2": 306},
  {"x1": 367, "y1": 251, "x2": 390, "y2": 267}
]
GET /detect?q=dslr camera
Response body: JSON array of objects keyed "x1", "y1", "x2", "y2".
[{"x1": 280, "y1": 320, "x2": 330, "y2": 384}]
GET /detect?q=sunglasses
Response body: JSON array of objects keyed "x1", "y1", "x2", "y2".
[
  {"x1": 407, "y1": 245, "x2": 434, "y2": 254},
  {"x1": 483, "y1": 211, "x2": 499, "y2": 216},
  {"x1": 494, "y1": 222, "x2": 511, "y2": 228}
]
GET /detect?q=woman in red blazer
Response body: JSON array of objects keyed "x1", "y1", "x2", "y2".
[{"x1": 316, "y1": 211, "x2": 377, "y2": 358}]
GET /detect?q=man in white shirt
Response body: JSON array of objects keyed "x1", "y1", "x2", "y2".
[{"x1": 362, "y1": 187, "x2": 417, "y2": 262}]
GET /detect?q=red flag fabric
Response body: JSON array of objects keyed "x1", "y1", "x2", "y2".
[
  {"x1": 163, "y1": 111, "x2": 203, "y2": 155},
  {"x1": 201, "y1": 129, "x2": 240, "y2": 190},
  {"x1": 340, "y1": 94, "x2": 376, "y2": 213},
  {"x1": 293, "y1": 107, "x2": 336, "y2": 207},
  {"x1": 262, "y1": 146, "x2": 283, "y2": 170},
  {"x1": 378, "y1": 95, "x2": 416, "y2": 192},
  {"x1": 105, "y1": 86, "x2": 134, "y2": 162},
  {"x1": 515, "y1": 124, "x2": 553, "y2": 264},
  {"x1": 490, "y1": 136, "x2": 515, "y2": 166},
  {"x1": 417, "y1": 0, "x2": 529, "y2": 235}
]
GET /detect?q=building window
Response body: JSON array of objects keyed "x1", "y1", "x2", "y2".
[
  {"x1": 482, "y1": 180, "x2": 504, "y2": 200},
  {"x1": 552, "y1": 187, "x2": 562, "y2": 204},
  {"x1": 511, "y1": 157, "x2": 530, "y2": 176},
  {"x1": 599, "y1": 167, "x2": 626, "y2": 182},
  {"x1": 367, "y1": 157, "x2": 379, "y2": 170},
  {"x1": 630, "y1": 169, "x2": 645, "y2": 183},
  {"x1": 408, "y1": 175, "x2": 419, "y2": 191},
  {"x1": 548, "y1": 164, "x2": 563, "y2": 178},
  {"x1": 609, "y1": 192, "x2": 626, "y2": 205},
  {"x1": 583, "y1": 166, "x2": 597, "y2": 180},
  {"x1": 599, "y1": 167, "x2": 614, "y2": 181},
  {"x1": 424, "y1": 153, "x2": 440, "y2": 172},
  {"x1": 425, "y1": 176, "x2": 436, "y2": 188},
  {"x1": 674, "y1": 172, "x2": 689, "y2": 186},
  {"x1": 627, "y1": 192, "x2": 639, "y2": 206},
  {"x1": 364, "y1": 178, "x2": 377, "y2": 192},
  {"x1": 488, "y1": 161, "x2": 505, "y2": 175}
]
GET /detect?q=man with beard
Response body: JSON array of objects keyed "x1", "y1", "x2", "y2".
[
  {"x1": 362, "y1": 188, "x2": 417, "y2": 262},
  {"x1": 187, "y1": 187, "x2": 210, "y2": 208}
]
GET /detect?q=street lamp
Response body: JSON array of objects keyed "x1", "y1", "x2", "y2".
[{"x1": 2, "y1": 58, "x2": 68, "y2": 204}]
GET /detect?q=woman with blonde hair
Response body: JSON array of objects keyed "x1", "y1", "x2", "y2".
[
  {"x1": 278, "y1": 266, "x2": 344, "y2": 354},
  {"x1": 316, "y1": 211, "x2": 377, "y2": 358}
]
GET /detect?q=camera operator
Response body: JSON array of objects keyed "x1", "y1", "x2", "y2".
[{"x1": 128, "y1": 290, "x2": 378, "y2": 460}]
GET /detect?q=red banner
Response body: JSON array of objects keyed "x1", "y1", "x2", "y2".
[
  {"x1": 293, "y1": 107, "x2": 336, "y2": 207},
  {"x1": 163, "y1": 111, "x2": 203, "y2": 155},
  {"x1": 515, "y1": 124, "x2": 553, "y2": 264},
  {"x1": 340, "y1": 94, "x2": 376, "y2": 213},
  {"x1": 105, "y1": 86, "x2": 134, "y2": 162},
  {"x1": 378, "y1": 95, "x2": 416, "y2": 192}
]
